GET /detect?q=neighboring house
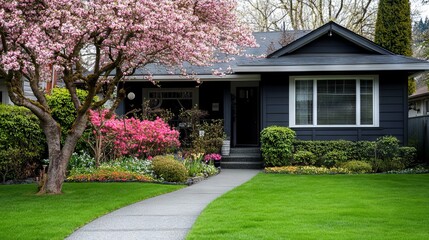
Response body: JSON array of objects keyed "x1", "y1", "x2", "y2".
[
  {"x1": 409, "y1": 85, "x2": 429, "y2": 117},
  {"x1": 408, "y1": 85, "x2": 429, "y2": 160},
  {"x1": 0, "y1": 78, "x2": 37, "y2": 105},
  {"x1": 0, "y1": 78, "x2": 12, "y2": 104},
  {"x1": 120, "y1": 22, "x2": 429, "y2": 146}
]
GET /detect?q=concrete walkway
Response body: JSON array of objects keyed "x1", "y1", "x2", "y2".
[{"x1": 66, "y1": 169, "x2": 259, "y2": 240}]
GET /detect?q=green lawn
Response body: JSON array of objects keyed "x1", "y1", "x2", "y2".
[
  {"x1": 0, "y1": 182, "x2": 184, "y2": 240},
  {"x1": 187, "y1": 173, "x2": 429, "y2": 240}
]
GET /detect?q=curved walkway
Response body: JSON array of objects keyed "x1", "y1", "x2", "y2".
[{"x1": 66, "y1": 169, "x2": 259, "y2": 240}]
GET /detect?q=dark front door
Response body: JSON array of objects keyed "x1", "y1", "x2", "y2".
[{"x1": 235, "y1": 87, "x2": 259, "y2": 146}]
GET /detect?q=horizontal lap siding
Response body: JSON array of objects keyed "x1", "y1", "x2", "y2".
[
  {"x1": 261, "y1": 72, "x2": 408, "y2": 144},
  {"x1": 377, "y1": 73, "x2": 407, "y2": 143},
  {"x1": 262, "y1": 73, "x2": 289, "y2": 127}
]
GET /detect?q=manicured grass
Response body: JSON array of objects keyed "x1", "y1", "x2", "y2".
[
  {"x1": 187, "y1": 174, "x2": 429, "y2": 240},
  {"x1": 0, "y1": 182, "x2": 184, "y2": 240}
]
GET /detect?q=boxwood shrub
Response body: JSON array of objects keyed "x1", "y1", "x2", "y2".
[
  {"x1": 152, "y1": 155, "x2": 188, "y2": 183},
  {"x1": 260, "y1": 126, "x2": 296, "y2": 167}
]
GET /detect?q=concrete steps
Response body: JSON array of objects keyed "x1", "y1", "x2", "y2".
[{"x1": 221, "y1": 147, "x2": 263, "y2": 169}]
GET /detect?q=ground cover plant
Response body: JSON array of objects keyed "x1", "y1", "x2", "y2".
[
  {"x1": 0, "y1": 182, "x2": 184, "y2": 240},
  {"x1": 187, "y1": 173, "x2": 429, "y2": 240}
]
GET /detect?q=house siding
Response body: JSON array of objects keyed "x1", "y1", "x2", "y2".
[{"x1": 261, "y1": 71, "x2": 408, "y2": 143}]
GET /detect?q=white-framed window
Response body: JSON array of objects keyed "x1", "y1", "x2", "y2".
[
  {"x1": 289, "y1": 75, "x2": 379, "y2": 127},
  {"x1": 142, "y1": 88, "x2": 199, "y2": 112}
]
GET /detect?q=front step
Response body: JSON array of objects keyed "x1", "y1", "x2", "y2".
[{"x1": 221, "y1": 147, "x2": 263, "y2": 169}]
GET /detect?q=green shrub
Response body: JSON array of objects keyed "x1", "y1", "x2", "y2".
[
  {"x1": 260, "y1": 126, "x2": 296, "y2": 166},
  {"x1": 399, "y1": 147, "x2": 417, "y2": 166},
  {"x1": 341, "y1": 160, "x2": 373, "y2": 173},
  {"x1": 46, "y1": 88, "x2": 91, "y2": 133},
  {"x1": 190, "y1": 119, "x2": 225, "y2": 153},
  {"x1": 293, "y1": 151, "x2": 317, "y2": 166},
  {"x1": 46, "y1": 87, "x2": 97, "y2": 152},
  {"x1": 351, "y1": 141, "x2": 376, "y2": 161},
  {"x1": 294, "y1": 140, "x2": 356, "y2": 161},
  {"x1": 151, "y1": 155, "x2": 188, "y2": 182},
  {"x1": 0, "y1": 104, "x2": 46, "y2": 182},
  {"x1": 371, "y1": 158, "x2": 407, "y2": 172},
  {"x1": 322, "y1": 150, "x2": 348, "y2": 167},
  {"x1": 375, "y1": 136, "x2": 400, "y2": 160}
]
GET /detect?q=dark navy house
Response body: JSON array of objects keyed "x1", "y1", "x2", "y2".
[{"x1": 119, "y1": 22, "x2": 429, "y2": 147}]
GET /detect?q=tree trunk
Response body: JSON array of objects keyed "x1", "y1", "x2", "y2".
[{"x1": 38, "y1": 114, "x2": 88, "y2": 194}]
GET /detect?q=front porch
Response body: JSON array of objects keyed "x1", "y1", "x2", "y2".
[{"x1": 119, "y1": 79, "x2": 262, "y2": 149}]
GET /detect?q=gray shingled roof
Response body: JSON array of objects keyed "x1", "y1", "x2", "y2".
[
  {"x1": 133, "y1": 30, "x2": 310, "y2": 76},
  {"x1": 235, "y1": 22, "x2": 429, "y2": 73}
]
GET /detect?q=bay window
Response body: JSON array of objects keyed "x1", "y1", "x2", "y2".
[{"x1": 290, "y1": 76, "x2": 379, "y2": 127}]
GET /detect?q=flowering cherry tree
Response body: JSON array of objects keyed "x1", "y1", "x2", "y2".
[{"x1": 0, "y1": 0, "x2": 255, "y2": 194}]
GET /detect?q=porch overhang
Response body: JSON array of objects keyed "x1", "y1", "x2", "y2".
[{"x1": 122, "y1": 74, "x2": 261, "y2": 82}]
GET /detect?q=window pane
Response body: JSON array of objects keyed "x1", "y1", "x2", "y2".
[
  {"x1": 317, "y1": 80, "x2": 356, "y2": 125},
  {"x1": 296, "y1": 80, "x2": 313, "y2": 125},
  {"x1": 360, "y1": 80, "x2": 373, "y2": 124}
]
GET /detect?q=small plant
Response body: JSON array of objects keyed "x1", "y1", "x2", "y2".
[
  {"x1": 68, "y1": 151, "x2": 96, "y2": 171},
  {"x1": 260, "y1": 126, "x2": 296, "y2": 167},
  {"x1": 151, "y1": 155, "x2": 188, "y2": 182},
  {"x1": 292, "y1": 151, "x2": 316, "y2": 166},
  {"x1": 340, "y1": 160, "x2": 372, "y2": 173},
  {"x1": 183, "y1": 158, "x2": 218, "y2": 177}
]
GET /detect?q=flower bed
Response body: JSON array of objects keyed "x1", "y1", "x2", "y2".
[
  {"x1": 265, "y1": 166, "x2": 351, "y2": 175},
  {"x1": 67, "y1": 168, "x2": 154, "y2": 182}
]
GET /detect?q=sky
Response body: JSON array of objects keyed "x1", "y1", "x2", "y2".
[{"x1": 412, "y1": 1, "x2": 429, "y2": 20}]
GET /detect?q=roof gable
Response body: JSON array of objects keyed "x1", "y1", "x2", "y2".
[{"x1": 268, "y1": 21, "x2": 393, "y2": 58}]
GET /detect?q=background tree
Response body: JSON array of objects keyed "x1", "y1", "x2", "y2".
[
  {"x1": 375, "y1": 0, "x2": 415, "y2": 94},
  {"x1": 0, "y1": 0, "x2": 255, "y2": 194},
  {"x1": 237, "y1": 0, "x2": 288, "y2": 31},
  {"x1": 238, "y1": 0, "x2": 378, "y2": 38}
]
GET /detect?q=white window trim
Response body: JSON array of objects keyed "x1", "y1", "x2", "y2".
[{"x1": 289, "y1": 75, "x2": 379, "y2": 128}]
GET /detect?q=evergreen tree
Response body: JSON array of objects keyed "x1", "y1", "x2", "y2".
[{"x1": 375, "y1": 0, "x2": 415, "y2": 94}]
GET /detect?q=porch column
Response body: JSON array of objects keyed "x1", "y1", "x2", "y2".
[{"x1": 223, "y1": 84, "x2": 231, "y2": 138}]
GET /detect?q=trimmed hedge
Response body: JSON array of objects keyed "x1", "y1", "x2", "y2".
[
  {"x1": 259, "y1": 130, "x2": 416, "y2": 172},
  {"x1": 293, "y1": 136, "x2": 415, "y2": 171}
]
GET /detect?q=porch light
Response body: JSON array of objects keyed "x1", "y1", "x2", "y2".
[{"x1": 127, "y1": 92, "x2": 135, "y2": 100}]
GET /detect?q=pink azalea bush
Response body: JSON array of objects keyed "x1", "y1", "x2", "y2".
[
  {"x1": 204, "y1": 153, "x2": 222, "y2": 163},
  {"x1": 89, "y1": 110, "x2": 180, "y2": 158}
]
